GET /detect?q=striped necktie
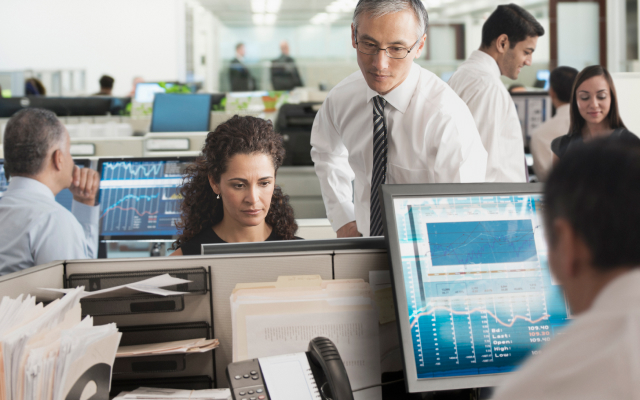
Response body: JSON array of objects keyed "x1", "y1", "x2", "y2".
[{"x1": 370, "y1": 95, "x2": 387, "y2": 237}]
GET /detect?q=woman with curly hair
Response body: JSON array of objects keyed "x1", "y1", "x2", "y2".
[{"x1": 171, "y1": 115, "x2": 298, "y2": 256}]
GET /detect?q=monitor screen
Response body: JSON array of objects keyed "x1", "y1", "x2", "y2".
[
  {"x1": 134, "y1": 82, "x2": 175, "y2": 103},
  {"x1": 150, "y1": 93, "x2": 212, "y2": 133},
  {"x1": 0, "y1": 160, "x2": 7, "y2": 198},
  {"x1": 381, "y1": 183, "x2": 570, "y2": 392},
  {"x1": 536, "y1": 70, "x2": 550, "y2": 90},
  {"x1": 98, "y1": 157, "x2": 194, "y2": 239},
  {"x1": 54, "y1": 159, "x2": 91, "y2": 211}
]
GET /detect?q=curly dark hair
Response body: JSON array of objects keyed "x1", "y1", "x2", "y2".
[{"x1": 174, "y1": 115, "x2": 297, "y2": 248}]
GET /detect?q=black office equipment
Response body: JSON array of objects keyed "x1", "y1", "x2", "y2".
[
  {"x1": 226, "y1": 337, "x2": 353, "y2": 400},
  {"x1": 202, "y1": 236, "x2": 386, "y2": 256},
  {"x1": 275, "y1": 102, "x2": 321, "y2": 166},
  {"x1": 0, "y1": 97, "x2": 130, "y2": 117}
]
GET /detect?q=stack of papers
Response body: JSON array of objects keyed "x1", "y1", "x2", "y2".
[
  {"x1": 44, "y1": 274, "x2": 191, "y2": 299},
  {"x1": 117, "y1": 338, "x2": 220, "y2": 357},
  {"x1": 0, "y1": 288, "x2": 122, "y2": 400},
  {"x1": 230, "y1": 275, "x2": 382, "y2": 400},
  {"x1": 114, "y1": 387, "x2": 231, "y2": 399}
]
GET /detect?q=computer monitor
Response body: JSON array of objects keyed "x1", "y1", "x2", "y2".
[
  {"x1": 134, "y1": 82, "x2": 177, "y2": 103},
  {"x1": 0, "y1": 160, "x2": 7, "y2": 198},
  {"x1": 535, "y1": 70, "x2": 550, "y2": 90},
  {"x1": 150, "y1": 94, "x2": 212, "y2": 133},
  {"x1": 0, "y1": 97, "x2": 127, "y2": 118},
  {"x1": 510, "y1": 92, "x2": 552, "y2": 144},
  {"x1": 381, "y1": 183, "x2": 570, "y2": 392},
  {"x1": 97, "y1": 157, "x2": 195, "y2": 240},
  {"x1": 202, "y1": 236, "x2": 386, "y2": 256},
  {"x1": 54, "y1": 159, "x2": 91, "y2": 211}
]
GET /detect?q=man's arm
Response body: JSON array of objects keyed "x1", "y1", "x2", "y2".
[
  {"x1": 310, "y1": 99, "x2": 359, "y2": 236},
  {"x1": 68, "y1": 166, "x2": 100, "y2": 259}
]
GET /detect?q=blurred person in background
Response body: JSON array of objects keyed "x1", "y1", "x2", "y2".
[
  {"x1": 230, "y1": 43, "x2": 256, "y2": 92},
  {"x1": 311, "y1": 0, "x2": 487, "y2": 238},
  {"x1": 94, "y1": 75, "x2": 114, "y2": 96},
  {"x1": 271, "y1": 40, "x2": 303, "y2": 91},
  {"x1": 128, "y1": 76, "x2": 145, "y2": 97},
  {"x1": 529, "y1": 66, "x2": 578, "y2": 181},
  {"x1": 449, "y1": 4, "x2": 545, "y2": 182},
  {"x1": 551, "y1": 65, "x2": 639, "y2": 162},
  {"x1": 25, "y1": 78, "x2": 46, "y2": 96}
]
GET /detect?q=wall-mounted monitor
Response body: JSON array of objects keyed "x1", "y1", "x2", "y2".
[
  {"x1": 97, "y1": 157, "x2": 194, "y2": 240},
  {"x1": 381, "y1": 183, "x2": 570, "y2": 393}
]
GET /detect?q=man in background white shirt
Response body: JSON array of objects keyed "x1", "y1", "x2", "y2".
[
  {"x1": 310, "y1": 0, "x2": 487, "y2": 238},
  {"x1": 448, "y1": 4, "x2": 544, "y2": 182},
  {"x1": 529, "y1": 66, "x2": 578, "y2": 181},
  {"x1": 493, "y1": 139, "x2": 640, "y2": 400},
  {"x1": 0, "y1": 108, "x2": 100, "y2": 275}
]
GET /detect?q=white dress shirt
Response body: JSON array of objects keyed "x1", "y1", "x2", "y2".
[
  {"x1": 529, "y1": 103, "x2": 570, "y2": 181},
  {"x1": 310, "y1": 62, "x2": 488, "y2": 236},
  {"x1": 0, "y1": 177, "x2": 99, "y2": 276},
  {"x1": 492, "y1": 268, "x2": 640, "y2": 400},
  {"x1": 448, "y1": 50, "x2": 526, "y2": 182}
]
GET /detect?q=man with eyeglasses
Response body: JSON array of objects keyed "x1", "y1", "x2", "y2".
[
  {"x1": 310, "y1": 0, "x2": 488, "y2": 238},
  {"x1": 448, "y1": 4, "x2": 545, "y2": 183}
]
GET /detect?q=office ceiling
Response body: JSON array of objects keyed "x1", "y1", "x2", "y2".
[{"x1": 198, "y1": 0, "x2": 548, "y2": 27}]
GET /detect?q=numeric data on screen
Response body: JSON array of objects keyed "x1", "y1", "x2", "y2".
[
  {"x1": 393, "y1": 195, "x2": 570, "y2": 379},
  {"x1": 99, "y1": 160, "x2": 189, "y2": 237}
]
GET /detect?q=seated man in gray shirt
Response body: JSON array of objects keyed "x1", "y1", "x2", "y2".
[{"x1": 0, "y1": 108, "x2": 100, "y2": 276}]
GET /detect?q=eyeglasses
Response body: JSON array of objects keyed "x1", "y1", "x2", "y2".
[{"x1": 355, "y1": 30, "x2": 420, "y2": 59}]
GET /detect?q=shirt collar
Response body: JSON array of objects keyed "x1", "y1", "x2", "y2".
[
  {"x1": 469, "y1": 50, "x2": 501, "y2": 79},
  {"x1": 366, "y1": 62, "x2": 420, "y2": 114},
  {"x1": 5, "y1": 176, "x2": 56, "y2": 201}
]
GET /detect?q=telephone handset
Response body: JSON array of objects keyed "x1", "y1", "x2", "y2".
[{"x1": 226, "y1": 337, "x2": 354, "y2": 400}]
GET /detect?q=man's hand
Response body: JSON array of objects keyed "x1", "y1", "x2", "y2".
[
  {"x1": 69, "y1": 166, "x2": 100, "y2": 206},
  {"x1": 337, "y1": 221, "x2": 361, "y2": 238}
]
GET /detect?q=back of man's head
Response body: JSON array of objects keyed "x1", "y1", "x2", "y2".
[
  {"x1": 544, "y1": 139, "x2": 640, "y2": 270},
  {"x1": 99, "y1": 75, "x2": 114, "y2": 90},
  {"x1": 3, "y1": 108, "x2": 65, "y2": 177},
  {"x1": 549, "y1": 66, "x2": 578, "y2": 104},
  {"x1": 481, "y1": 4, "x2": 544, "y2": 49}
]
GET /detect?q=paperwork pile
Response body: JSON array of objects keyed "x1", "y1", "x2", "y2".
[
  {"x1": 0, "y1": 288, "x2": 122, "y2": 400},
  {"x1": 45, "y1": 274, "x2": 191, "y2": 299},
  {"x1": 114, "y1": 387, "x2": 231, "y2": 399},
  {"x1": 117, "y1": 338, "x2": 220, "y2": 358},
  {"x1": 231, "y1": 275, "x2": 382, "y2": 400}
]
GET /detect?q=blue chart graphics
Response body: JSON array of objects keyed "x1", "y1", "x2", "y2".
[
  {"x1": 426, "y1": 220, "x2": 538, "y2": 266},
  {"x1": 393, "y1": 195, "x2": 570, "y2": 380},
  {"x1": 0, "y1": 161, "x2": 7, "y2": 197},
  {"x1": 99, "y1": 160, "x2": 188, "y2": 237}
]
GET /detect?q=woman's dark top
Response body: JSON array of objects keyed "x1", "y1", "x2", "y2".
[
  {"x1": 551, "y1": 127, "x2": 640, "y2": 158},
  {"x1": 180, "y1": 228, "x2": 299, "y2": 255}
]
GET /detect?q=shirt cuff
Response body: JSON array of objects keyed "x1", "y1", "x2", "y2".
[
  {"x1": 328, "y1": 201, "x2": 356, "y2": 232},
  {"x1": 71, "y1": 199, "x2": 100, "y2": 225}
]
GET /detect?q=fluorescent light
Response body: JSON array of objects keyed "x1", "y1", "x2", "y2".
[
  {"x1": 251, "y1": 0, "x2": 266, "y2": 13},
  {"x1": 325, "y1": 0, "x2": 357, "y2": 13},
  {"x1": 253, "y1": 13, "x2": 265, "y2": 24},
  {"x1": 265, "y1": 0, "x2": 282, "y2": 13},
  {"x1": 253, "y1": 12, "x2": 277, "y2": 25},
  {"x1": 310, "y1": 12, "x2": 341, "y2": 25}
]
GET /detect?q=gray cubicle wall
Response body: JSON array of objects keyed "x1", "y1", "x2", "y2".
[
  {"x1": 65, "y1": 252, "x2": 333, "y2": 388},
  {"x1": 0, "y1": 261, "x2": 65, "y2": 301}
]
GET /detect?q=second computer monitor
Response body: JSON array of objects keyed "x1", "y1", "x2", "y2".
[
  {"x1": 97, "y1": 157, "x2": 194, "y2": 240},
  {"x1": 150, "y1": 93, "x2": 212, "y2": 133},
  {"x1": 0, "y1": 160, "x2": 7, "y2": 198},
  {"x1": 381, "y1": 183, "x2": 571, "y2": 393}
]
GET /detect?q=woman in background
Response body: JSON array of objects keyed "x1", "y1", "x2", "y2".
[
  {"x1": 171, "y1": 115, "x2": 298, "y2": 256},
  {"x1": 551, "y1": 65, "x2": 639, "y2": 161}
]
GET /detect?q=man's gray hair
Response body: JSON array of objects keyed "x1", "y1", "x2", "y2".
[
  {"x1": 353, "y1": 0, "x2": 429, "y2": 40},
  {"x1": 3, "y1": 108, "x2": 66, "y2": 177}
]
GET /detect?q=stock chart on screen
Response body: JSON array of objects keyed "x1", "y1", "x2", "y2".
[
  {"x1": 393, "y1": 194, "x2": 570, "y2": 379},
  {"x1": 98, "y1": 159, "x2": 192, "y2": 237}
]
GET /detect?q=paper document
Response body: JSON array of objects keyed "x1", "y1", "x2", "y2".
[
  {"x1": 231, "y1": 276, "x2": 382, "y2": 400},
  {"x1": 258, "y1": 353, "x2": 321, "y2": 400},
  {"x1": 116, "y1": 387, "x2": 231, "y2": 399},
  {"x1": 43, "y1": 274, "x2": 191, "y2": 298},
  {"x1": 117, "y1": 338, "x2": 219, "y2": 357}
]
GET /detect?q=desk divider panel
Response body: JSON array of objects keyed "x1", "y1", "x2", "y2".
[
  {"x1": 333, "y1": 249, "x2": 390, "y2": 281},
  {"x1": 64, "y1": 252, "x2": 333, "y2": 389},
  {"x1": 0, "y1": 261, "x2": 65, "y2": 302}
]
